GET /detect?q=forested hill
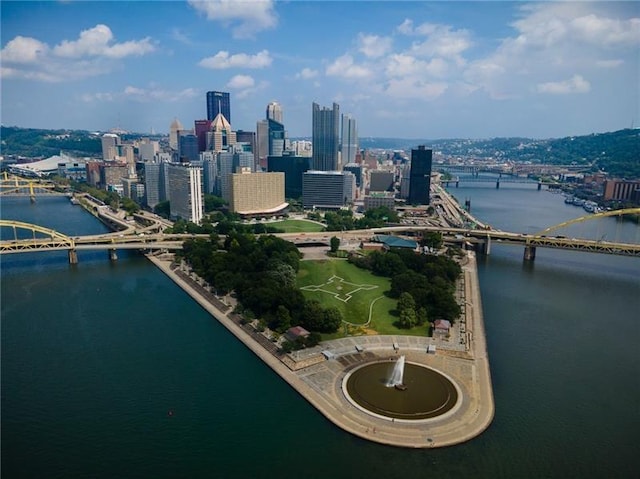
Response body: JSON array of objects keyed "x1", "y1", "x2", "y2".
[
  {"x1": 361, "y1": 129, "x2": 640, "y2": 178},
  {"x1": 1, "y1": 126, "x2": 102, "y2": 158}
]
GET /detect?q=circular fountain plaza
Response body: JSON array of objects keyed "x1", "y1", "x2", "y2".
[{"x1": 343, "y1": 357, "x2": 460, "y2": 421}]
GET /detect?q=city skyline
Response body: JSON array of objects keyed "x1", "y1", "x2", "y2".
[{"x1": 1, "y1": 1, "x2": 638, "y2": 139}]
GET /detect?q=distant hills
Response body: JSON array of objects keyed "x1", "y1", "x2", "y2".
[{"x1": 2, "y1": 126, "x2": 639, "y2": 179}]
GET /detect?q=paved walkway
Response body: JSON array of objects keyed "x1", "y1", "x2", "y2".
[{"x1": 147, "y1": 251, "x2": 494, "y2": 448}]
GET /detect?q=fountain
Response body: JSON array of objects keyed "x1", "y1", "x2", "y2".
[
  {"x1": 343, "y1": 358, "x2": 460, "y2": 420},
  {"x1": 386, "y1": 355, "x2": 405, "y2": 389}
]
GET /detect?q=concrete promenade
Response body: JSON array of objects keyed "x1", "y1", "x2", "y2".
[{"x1": 147, "y1": 252, "x2": 494, "y2": 448}]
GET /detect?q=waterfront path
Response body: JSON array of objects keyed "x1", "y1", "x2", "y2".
[{"x1": 147, "y1": 252, "x2": 494, "y2": 448}]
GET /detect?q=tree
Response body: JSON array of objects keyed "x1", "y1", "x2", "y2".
[
  {"x1": 321, "y1": 307, "x2": 343, "y2": 333},
  {"x1": 330, "y1": 236, "x2": 340, "y2": 253},
  {"x1": 398, "y1": 308, "x2": 417, "y2": 329},
  {"x1": 397, "y1": 292, "x2": 416, "y2": 313},
  {"x1": 420, "y1": 232, "x2": 443, "y2": 251}
]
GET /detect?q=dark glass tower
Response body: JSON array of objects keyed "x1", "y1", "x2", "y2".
[
  {"x1": 206, "y1": 91, "x2": 231, "y2": 122},
  {"x1": 312, "y1": 102, "x2": 339, "y2": 171},
  {"x1": 408, "y1": 145, "x2": 432, "y2": 205}
]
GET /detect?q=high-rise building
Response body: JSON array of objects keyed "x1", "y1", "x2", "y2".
[
  {"x1": 216, "y1": 144, "x2": 254, "y2": 201},
  {"x1": 200, "y1": 151, "x2": 217, "y2": 195},
  {"x1": 229, "y1": 169, "x2": 286, "y2": 215},
  {"x1": 302, "y1": 170, "x2": 354, "y2": 209},
  {"x1": 178, "y1": 133, "x2": 199, "y2": 163},
  {"x1": 312, "y1": 102, "x2": 340, "y2": 171},
  {"x1": 144, "y1": 162, "x2": 162, "y2": 209},
  {"x1": 408, "y1": 145, "x2": 432, "y2": 205},
  {"x1": 194, "y1": 120, "x2": 213, "y2": 152},
  {"x1": 369, "y1": 170, "x2": 394, "y2": 192},
  {"x1": 208, "y1": 114, "x2": 236, "y2": 152},
  {"x1": 343, "y1": 163, "x2": 362, "y2": 188},
  {"x1": 268, "y1": 119, "x2": 285, "y2": 157},
  {"x1": 267, "y1": 153, "x2": 312, "y2": 199},
  {"x1": 101, "y1": 133, "x2": 120, "y2": 160},
  {"x1": 167, "y1": 163, "x2": 203, "y2": 224},
  {"x1": 169, "y1": 118, "x2": 183, "y2": 150},
  {"x1": 341, "y1": 114, "x2": 358, "y2": 166},
  {"x1": 206, "y1": 91, "x2": 231, "y2": 123},
  {"x1": 266, "y1": 101, "x2": 283, "y2": 123}
]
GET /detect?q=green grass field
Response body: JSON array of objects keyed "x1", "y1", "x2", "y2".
[
  {"x1": 269, "y1": 219, "x2": 325, "y2": 233},
  {"x1": 297, "y1": 260, "x2": 429, "y2": 338}
]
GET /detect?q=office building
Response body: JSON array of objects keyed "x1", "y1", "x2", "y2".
[
  {"x1": 144, "y1": 162, "x2": 163, "y2": 209},
  {"x1": 267, "y1": 154, "x2": 312, "y2": 198},
  {"x1": 364, "y1": 192, "x2": 396, "y2": 211},
  {"x1": 206, "y1": 91, "x2": 231, "y2": 123},
  {"x1": 268, "y1": 119, "x2": 285, "y2": 157},
  {"x1": 169, "y1": 118, "x2": 183, "y2": 150},
  {"x1": 266, "y1": 101, "x2": 283, "y2": 123},
  {"x1": 312, "y1": 102, "x2": 340, "y2": 171},
  {"x1": 100, "y1": 163, "x2": 128, "y2": 190},
  {"x1": 341, "y1": 114, "x2": 358, "y2": 166},
  {"x1": 408, "y1": 145, "x2": 432, "y2": 205},
  {"x1": 178, "y1": 133, "x2": 199, "y2": 163},
  {"x1": 101, "y1": 134, "x2": 120, "y2": 160},
  {"x1": 216, "y1": 144, "x2": 254, "y2": 201},
  {"x1": 194, "y1": 120, "x2": 213, "y2": 152},
  {"x1": 236, "y1": 130, "x2": 256, "y2": 156},
  {"x1": 208, "y1": 114, "x2": 236, "y2": 152},
  {"x1": 343, "y1": 163, "x2": 362, "y2": 188},
  {"x1": 291, "y1": 140, "x2": 312, "y2": 157},
  {"x1": 302, "y1": 170, "x2": 354, "y2": 209},
  {"x1": 255, "y1": 119, "x2": 269, "y2": 168},
  {"x1": 603, "y1": 179, "x2": 640, "y2": 202},
  {"x1": 369, "y1": 170, "x2": 394, "y2": 192},
  {"x1": 200, "y1": 151, "x2": 217, "y2": 195},
  {"x1": 229, "y1": 169, "x2": 287, "y2": 215},
  {"x1": 167, "y1": 163, "x2": 203, "y2": 224}
]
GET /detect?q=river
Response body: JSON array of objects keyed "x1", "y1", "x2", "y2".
[{"x1": 1, "y1": 185, "x2": 639, "y2": 479}]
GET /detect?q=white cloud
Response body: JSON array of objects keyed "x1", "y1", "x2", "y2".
[
  {"x1": 326, "y1": 54, "x2": 371, "y2": 79},
  {"x1": 53, "y1": 24, "x2": 154, "y2": 58},
  {"x1": 384, "y1": 77, "x2": 448, "y2": 100},
  {"x1": 188, "y1": 0, "x2": 277, "y2": 39},
  {"x1": 409, "y1": 24, "x2": 472, "y2": 59},
  {"x1": 82, "y1": 85, "x2": 198, "y2": 103},
  {"x1": 199, "y1": 49, "x2": 272, "y2": 69},
  {"x1": 1, "y1": 36, "x2": 49, "y2": 63},
  {"x1": 1, "y1": 25, "x2": 156, "y2": 82},
  {"x1": 227, "y1": 74, "x2": 255, "y2": 89},
  {"x1": 295, "y1": 67, "x2": 318, "y2": 80},
  {"x1": 358, "y1": 33, "x2": 392, "y2": 58},
  {"x1": 396, "y1": 19, "x2": 415, "y2": 35},
  {"x1": 537, "y1": 75, "x2": 591, "y2": 94},
  {"x1": 385, "y1": 54, "x2": 448, "y2": 78},
  {"x1": 596, "y1": 59, "x2": 624, "y2": 68}
]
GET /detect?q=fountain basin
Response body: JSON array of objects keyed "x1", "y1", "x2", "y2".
[{"x1": 343, "y1": 360, "x2": 460, "y2": 421}]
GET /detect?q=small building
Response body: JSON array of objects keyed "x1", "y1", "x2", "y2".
[
  {"x1": 286, "y1": 326, "x2": 310, "y2": 342},
  {"x1": 372, "y1": 234, "x2": 418, "y2": 251},
  {"x1": 433, "y1": 319, "x2": 451, "y2": 335},
  {"x1": 427, "y1": 344, "x2": 437, "y2": 354}
]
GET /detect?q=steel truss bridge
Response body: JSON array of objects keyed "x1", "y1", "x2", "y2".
[
  {"x1": 1, "y1": 208, "x2": 639, "y2": 263},
  {"x1": 0, "y1": 175, "x2": 68, "y2": 201}
]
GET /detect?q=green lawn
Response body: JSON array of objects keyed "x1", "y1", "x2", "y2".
[
  {"x1": 269, "y1": 219, "x2": 325, "y2": 233},
  {"x1": 297, "y1": 260, "x2": 429, "y2": 338}
]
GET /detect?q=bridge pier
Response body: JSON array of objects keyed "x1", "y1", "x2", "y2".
[
  {"x1": 496, "y1": 180, "x2": 500, "y2": 189},
  {"x1": 68, "y1": 249, "x2": 78, "y2": 264},
  {"x1": 109, "y1": 248, "x2": 118, "y2": 261},
  {"x1": 537, "y1": 182, "x2": 542, "y2": 191},
  {"x1": 455, "y1": 181, "x2": 459, "y2": 188},
  {"x1": 524, "y1": 245, "x2": 536, "y2": 261}
]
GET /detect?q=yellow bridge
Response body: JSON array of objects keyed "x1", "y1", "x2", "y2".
[
  {"x1": 1, "y1": 208, "x2": 639, "y2": 263},
  {"x1": 0, "y1": 174, "x2": 68, "y2": 202}
]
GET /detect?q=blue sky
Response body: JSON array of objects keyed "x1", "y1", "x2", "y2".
[{"x1": 1, "y1": 1, "x2": 638, "y2": 139}]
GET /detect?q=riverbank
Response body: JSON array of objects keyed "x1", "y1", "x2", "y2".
[{"x1": 147, "y1": 250, "x2": 494, "y2": 448}]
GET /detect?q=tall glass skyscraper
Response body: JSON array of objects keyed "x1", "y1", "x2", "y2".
[
  {"x1": 206, "y1": 91, "x2": 231, "y2": 122},
  {"x1": 312, "y1": 102, "x2": 340, "y2": 171},
  {"x1": 408, "y1": 145, "x2": 432, "y2": 205},
  {"x1": 341, "y1": 114, "x2": 358, "y2": 166}
]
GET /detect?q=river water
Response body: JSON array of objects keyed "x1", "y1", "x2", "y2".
[{"x1": 1, "y1": 186, "x2": 638, "y2": 479}]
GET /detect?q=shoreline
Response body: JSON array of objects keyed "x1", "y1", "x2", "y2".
[{"x1": 147, "y1": 251, "x2": 494, "y2": 448}]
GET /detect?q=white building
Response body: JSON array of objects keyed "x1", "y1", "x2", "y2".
[{"x1": 167, "y1": 163, "x2": 203, "y2": 224}]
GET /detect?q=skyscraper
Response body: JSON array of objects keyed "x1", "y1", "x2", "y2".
[
  {"x1": 268, "y1": 119, "x2": 285, "y2": 157},
  {"x1": 312, "y1": 102, "x2": 340, "y2": 171},
  {"x1": 206, "y1": 91, "x2": 231, "y2": 123},
  {"x1": 266, "y1": 101, "x2": 283, "y2": 123},
  {"x1": 341, "y1": 114, "x2": 358, "y2": 166},
  {"x1": 408, "y1": 145, "x2": 432, "y2": 205}
]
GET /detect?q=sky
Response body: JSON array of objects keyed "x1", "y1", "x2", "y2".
[{"x1": 1, "y1": 1, "x2": 638, "y2": 139}]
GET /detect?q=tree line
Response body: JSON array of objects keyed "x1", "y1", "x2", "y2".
[{"x1": 178, "y1": 233, "x2": 343, "y2": 337}]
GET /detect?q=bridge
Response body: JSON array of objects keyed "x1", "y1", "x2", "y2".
[
  {"x1": 0, "y1": 175, "x2": 68, "y2": 202},
  {"x1": 2, "y1": 207, "x2": 638, "y2": 263}
]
